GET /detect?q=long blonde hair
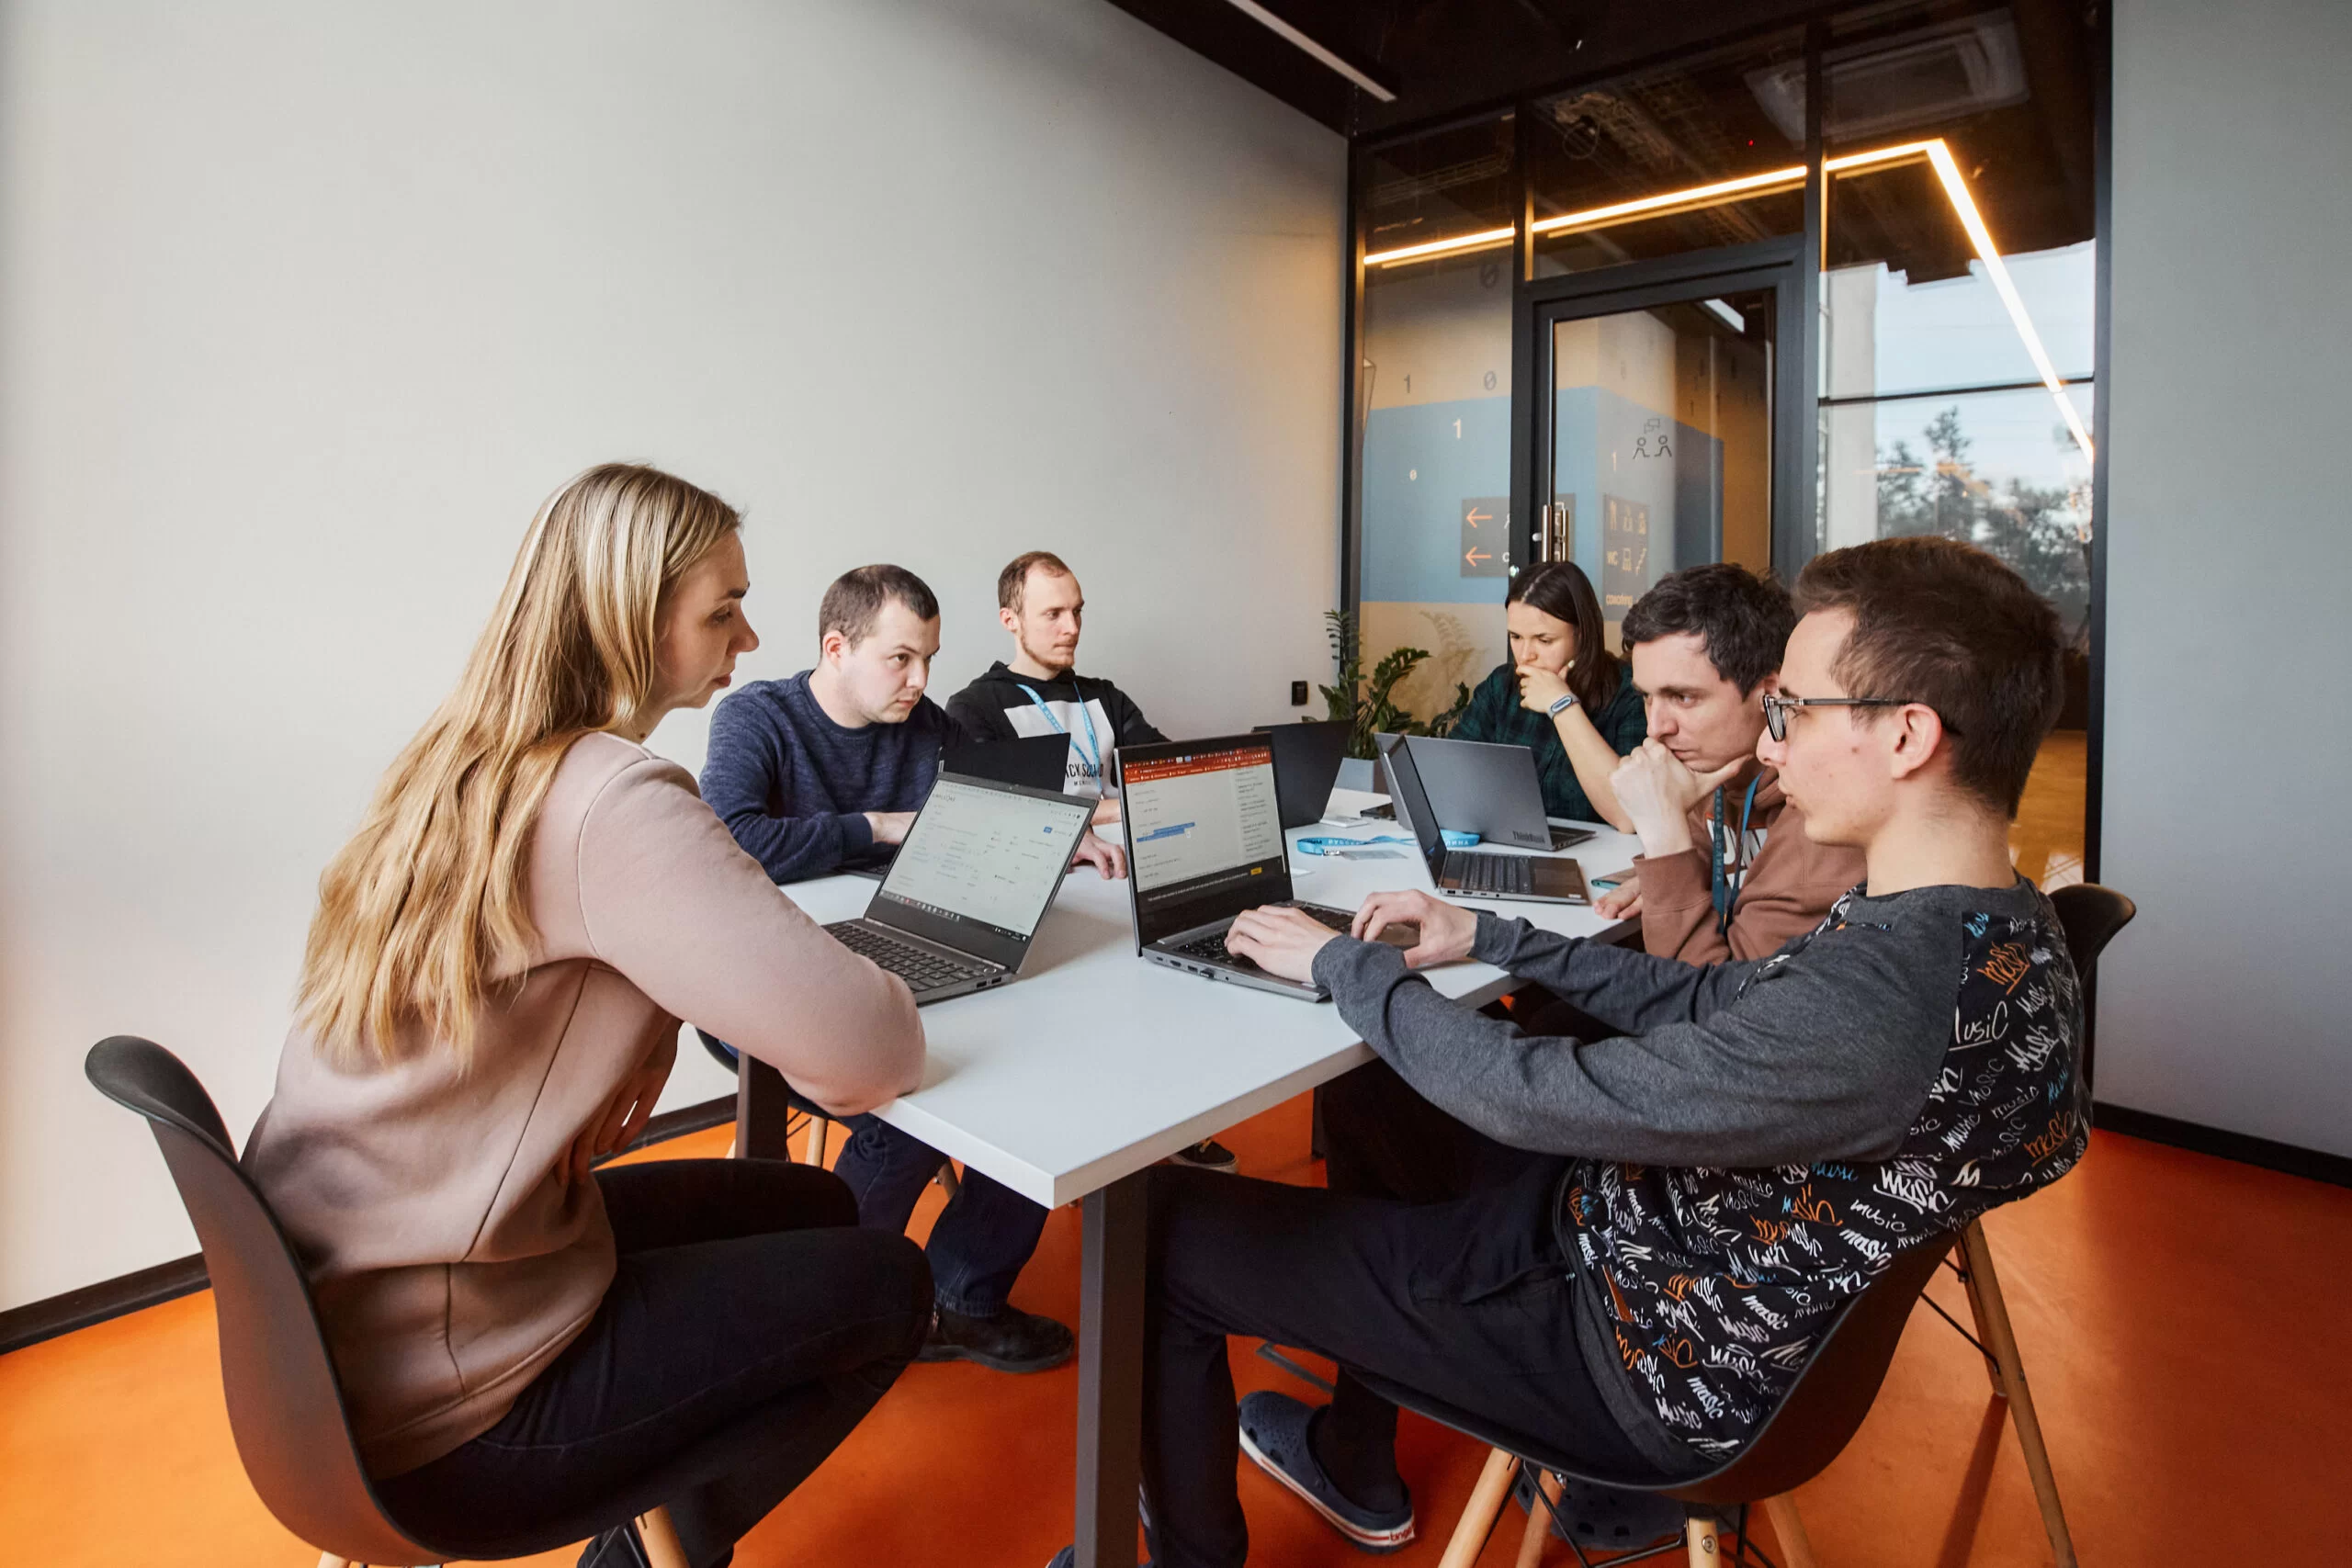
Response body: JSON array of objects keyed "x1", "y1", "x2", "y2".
[{"x1": 298, "y1": 463, "x2": 741, "y2": 1068}]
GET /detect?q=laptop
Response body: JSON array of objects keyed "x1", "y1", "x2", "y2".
[
  {"x1": 1402, "y1": 734, "x2": 1599, "y2": 853},
  {"x1": 941, "y1": 730, "x2": 1072, "y2": 793},
  {"x1": 1254, "y1": 719, "x2": 1351, "y2": 829},
  {"x1": 822, "y1": 772, "x2": 1097, "y2": 1002},
  {"x1": 1383, "y1": 739, "x2": 1591, "y2": 906},
  {"x1": 1115, "y1": 733, "x2": 1375, "y2": 1000}
]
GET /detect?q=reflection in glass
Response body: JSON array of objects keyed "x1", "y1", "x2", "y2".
[
  {"x1": 1547, "y1": 292, "x2": 1775, "y2": 648},
  {"x1": 1528, "y1": 30, "x2": 1805, "y2": 277},
  {"x1": 1356, "y1": 116, "x2": 1516, "y2": 728}
]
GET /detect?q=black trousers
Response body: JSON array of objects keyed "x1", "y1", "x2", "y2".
[
  {"x1": 1141, "y1": 1060, "x2": 1651, "y2": 1568},
  {"x1": 378, "y1": 1159, "x2": 930, "y2": 1568}
]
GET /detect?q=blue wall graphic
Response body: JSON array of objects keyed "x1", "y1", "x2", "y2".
[{"x1": 1363, "y1": 389, "x2": 1724, "y2": 608}]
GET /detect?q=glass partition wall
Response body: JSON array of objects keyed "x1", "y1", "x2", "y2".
[{"x1": 1342, "y1": 0, "x2": 2101, "y2": 882}]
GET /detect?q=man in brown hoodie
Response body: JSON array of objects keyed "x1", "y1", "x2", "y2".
[{"x1": 1599, "y1": 564, "x2": 1865, "y2": 962}]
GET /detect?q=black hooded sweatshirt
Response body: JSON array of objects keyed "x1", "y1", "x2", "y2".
[{"x1": 944, "y1": 661, "x2": 1166, "y2": 797}]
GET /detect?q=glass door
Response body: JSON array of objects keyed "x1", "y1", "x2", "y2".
[{"x1": 1512, "y1": 244, "x2": 1809, "y2": 642}]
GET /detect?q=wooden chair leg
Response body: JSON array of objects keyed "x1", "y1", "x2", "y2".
[
  {"x1": 1954, "y1": 1239, "x2": 2002, "y2": 1394},
  {"x1": 1760, "y1": 1494, "x2": 1819, "y2": 1568},
  {"x1": 1960, "y1": 1220, "x2": 2079, "y2": 1568},
  {"x1": 806, "y1": 1115, "x2": 829, "y2": 1168},
  {"x1": 1684, "y1": 1512, "x2": 1720, "y2": 1565},
  {"x1": 638, "y1": 1506, "x2": 691, "y2": 1568},
  {"x1": 1438, "y1": 1449, "x2": 1521, "y2": 1568},
  {"x1": 1513, "y1": 1467, "x2": 1563, "y2": 1567}
]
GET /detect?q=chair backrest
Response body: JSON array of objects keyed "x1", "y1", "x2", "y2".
[
  {"x1": 1355, "y1": 1229, "x2": 1953, "y2": 1506},
  {"x1": 84, "y1": 1036, "x2": 442, "y2": 1566},
  {"x1": 1670, "y1": 1230, "x2": 1951, "y2": 1504},
  {"x1": 2047, "y1": 883, "x2": 2137, "y2": 977}
]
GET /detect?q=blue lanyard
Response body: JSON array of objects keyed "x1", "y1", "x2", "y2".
[
  {"x1": 1710, "y1": 777, "x2": 1760, "y2": 936},
  {"x1": 1295, "y1": 835, "x2": 1418, "y2": 856},
  {"x1": 1015, "y1": 682, "x2": 1102, "y2": 777}
]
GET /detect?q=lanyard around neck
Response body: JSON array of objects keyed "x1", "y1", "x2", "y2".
[
  {"x1": 1015, "y1": 682, "x2": 1102, "y2": 775},
  {"x1": 1710, "y1": 776, "x2": 1760, "y2": 936}
]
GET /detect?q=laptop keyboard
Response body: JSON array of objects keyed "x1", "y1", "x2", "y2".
[
  {"x1": 827, "y1": 921, "x2": 988, "y2": 992},
  {"x1": 1451, "y1": 851, "x2": 1537, "y2": 896},
  {"x1": 1172, "y1": 904, "x2": 1353, "y2": 969}
]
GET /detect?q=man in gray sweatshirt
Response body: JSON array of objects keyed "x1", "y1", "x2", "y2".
[{"x1": 1049, "y1": 538, "x2": 2089, "y2": 1568}]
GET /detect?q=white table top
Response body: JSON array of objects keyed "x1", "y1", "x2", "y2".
[{"x1": 777, "y1": 800, "x2": 1641, "y2": 1208}]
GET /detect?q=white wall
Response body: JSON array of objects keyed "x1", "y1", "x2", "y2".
[
  {"x1": 0, "y1": 0, "x2": 1343, "y2": 1309},
  {"x1": 2098, "y1": 0, "x2": 2352, "y2": 1153}
]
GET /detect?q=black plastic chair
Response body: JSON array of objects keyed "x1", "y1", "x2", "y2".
[
  {"x1": 1908, "y1": 881, "x2": 2134, "y2": 1568},
  {"x1": 1389, "y1": 1232, "x2": 1952, "y2": 1568},
  {"x1": 84, "y1": 1035, "x2": 717, "y2": 1568}
]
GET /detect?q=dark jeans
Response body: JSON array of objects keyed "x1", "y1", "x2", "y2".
[
  {"x1": 378, "y1": 1160, "x2": 930, "y2": 1568},
  {"x1": 1141, "y1": 1060, "x2": 1650, "y2": 1568},
  {"x1": 833, "y1": 1111, "x2": 1048, "y2": 1317}
]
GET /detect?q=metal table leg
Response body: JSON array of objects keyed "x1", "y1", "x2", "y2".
[
  {"x1": 1075, "y1": 1170, "x2": 1148, "y2": 1568},
  {"x1": 735, "y1": 1055, "x2": 797, "y2": 1161}
]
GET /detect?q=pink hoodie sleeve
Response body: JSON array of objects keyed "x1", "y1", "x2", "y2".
[{"x1": 571, "y1": 756, "x2": 925, "y2": 1114}]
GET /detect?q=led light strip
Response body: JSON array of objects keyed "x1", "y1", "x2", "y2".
[{"x1": 1363, "y1": 135, "x2": 2091, "y2": 460}]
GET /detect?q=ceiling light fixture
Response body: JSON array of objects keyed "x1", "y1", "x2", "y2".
[
  {"x1": 1361, "y1": 135, "x2": 2091, "y2": 460},
  {"x1": 1220, "y1": 0, "x2": 1398, "y2": 102}
]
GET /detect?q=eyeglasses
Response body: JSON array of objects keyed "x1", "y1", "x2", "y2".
[{"x1": 1761, "y1": 694, "x2": 1953, "y2": 742}]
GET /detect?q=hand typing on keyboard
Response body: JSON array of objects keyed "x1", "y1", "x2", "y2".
[{"x1": 1224, "y1": 905, "x2": 1346, "y2": 985}]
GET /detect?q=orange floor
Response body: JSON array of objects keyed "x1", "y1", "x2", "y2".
[{"x1": 4, "y1": 1088, "x2": 2347, "y2": 1565}]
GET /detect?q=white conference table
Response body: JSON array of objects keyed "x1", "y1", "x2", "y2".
[{"x1": 740, "y1": 794, "x2": 1641, "y2": 1567}]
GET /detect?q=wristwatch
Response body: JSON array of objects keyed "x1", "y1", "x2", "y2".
[{"x1": 1547, "y1": 692, "x2": 1579, "y2": 717}]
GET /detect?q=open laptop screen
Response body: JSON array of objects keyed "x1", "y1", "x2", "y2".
[
  {"x1": 874, "y1": 775, "x2": 1094, "y2": 950},
  {"x1": 1121, "y1": 739, "x2": 1289, "y2": 933},
  {"x1": 1378, "y1": 737, "x2": 1446, "y2": 869}
]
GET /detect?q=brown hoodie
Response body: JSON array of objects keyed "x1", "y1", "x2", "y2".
[
  {"x1": 1631, "y1": 768, "x2": 1866, "y2": 964},
  {"x1": 243, "y1": 732, "x2": 924, "y2": 1477}
]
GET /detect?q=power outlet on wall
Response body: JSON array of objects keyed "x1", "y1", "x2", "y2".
[{"x1": 1290, "y1": 680, "x2": 1310, "y2": 706}]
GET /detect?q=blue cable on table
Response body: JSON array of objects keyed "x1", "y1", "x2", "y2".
[{"x1": 1295, "y1": 829, "x2": 1479, "y2": 855}]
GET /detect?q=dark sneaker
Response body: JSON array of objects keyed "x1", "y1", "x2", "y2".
[
  {"x1": 1237, "y1": 1390, "x2": 1415, "y2": 1552},
  {"x1": 1168, "y1": 1137, "x2": 1238, "y2": 1173},
  {"x1": 918, "y1": 1303, "x2": 1075, "y2": 1372}
]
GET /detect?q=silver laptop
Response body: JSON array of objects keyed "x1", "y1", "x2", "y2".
[
  {"x1": 1400, "y1": 733, "x2": 1599, "y2": 852},
  {"x1": 824, "y1": 772, "x2": 1096, "y2": 1003},
  {"x1": 1384, "y1": 739, "x2": 1591, "y2": 906},
  {"x1": 1115, "y1": 733, "x2": 1368, "y2": 1000}
]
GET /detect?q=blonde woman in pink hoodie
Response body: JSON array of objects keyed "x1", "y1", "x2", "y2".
[{"x1": 245, "y1": 463, "x2": 931, "y2": 1568}]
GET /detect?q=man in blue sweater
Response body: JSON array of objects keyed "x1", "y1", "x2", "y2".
[{"x1": 701, "y1": 563, "x2": 1119, "y2": 1372}]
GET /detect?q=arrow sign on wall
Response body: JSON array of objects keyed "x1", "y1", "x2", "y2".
[{"x1": 1460, "y1": 496, "x2": 1508, "y2": 579}]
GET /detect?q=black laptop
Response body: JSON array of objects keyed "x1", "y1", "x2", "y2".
[
  {"x1": 1383, "y1": 738, "x2": 1590, "y2": 906},
  {"x1": 1114, "y1": 733, "x2": 1376, "y2": 1000},
  {"x1": 822, "y1": 772, "x2": 1096, "y2": 1002},
  {"x1": 1254, "y1": 719, "x2": 1352, "y2": 829},
  {"x1": 941, "y1": 730, "x2": 1072, "y2": 793}
]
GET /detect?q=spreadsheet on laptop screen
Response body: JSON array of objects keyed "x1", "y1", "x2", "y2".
[{"x1": 875, "y1": 780, "x2": 1088, "y2": 941}]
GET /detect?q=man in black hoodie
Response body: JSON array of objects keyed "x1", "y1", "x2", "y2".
[
  {"x1": 945, "y1": 551, "x2": 1165, "y2": 828},
  {"x1": 947, "y1": 551, "x2": 1250, "y2": 1173}
]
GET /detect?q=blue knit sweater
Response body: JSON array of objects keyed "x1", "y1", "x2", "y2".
[{"x1": 699, "y1": 671, "x2": 952, "y2": 884}]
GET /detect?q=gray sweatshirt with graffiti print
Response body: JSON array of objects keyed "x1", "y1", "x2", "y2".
[{"x1": 1310, "y1": 878, "x2": 2087, "y2": 1468}]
